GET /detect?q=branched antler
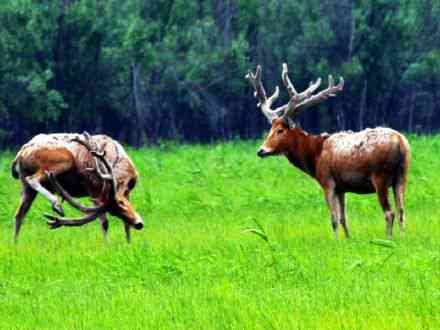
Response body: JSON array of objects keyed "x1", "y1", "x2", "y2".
[
  {"x1": 245, "y1": 65, "x2": 285, "y2": 122},
  {"x1": 45, "y1": 211, "x2": 101, "y2": 229},
  {"x1": 45, "y1": 171, "x2": 106, "y2": 213},
  {"x1": 283, "y1": 73, "x2": 344, "y2": 119},
  {"x1": 281, "y1": 63, "x2": 322, "y2": 104},
  {"x1": 72, "y1": 132, "x2": 117, "y2": 195},
  {"x1": 246, "y1": 63, "x2": 344, "y2": 126}
]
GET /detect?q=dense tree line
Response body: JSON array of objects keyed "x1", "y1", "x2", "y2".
[{"x1": 0, "y1": 0, "x2": 439, "y2": 148}]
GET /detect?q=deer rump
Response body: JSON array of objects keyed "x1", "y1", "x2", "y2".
[{"x1": 12, "y1": 133, "x2": 143, "y2": 241}]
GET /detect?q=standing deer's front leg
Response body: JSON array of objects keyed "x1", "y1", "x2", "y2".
[
  {"x1": 337, "y1": 192, "x2": 350, "y2": 238},
  {"x1": 98, "y1": 214, "x2": 109, "y2": 241},
  {"x1": 124, "y1": 222, "x2": 131, "y2": 243},
  {"x1": 323, "y1": 181, "x2": 340, "y2": 239}
]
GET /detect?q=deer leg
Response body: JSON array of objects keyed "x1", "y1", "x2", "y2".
[
  {"x1": 25, "y1": 171, "x2": 64, "y2": 216},
  {"x1": 98, "y1": 214, "x2": 109, "y2": 241},
  {"x1": 336, "y1": 192, "x2": 349, "y2": 239},
  {"x1": 124, "y1": 222, "x2": 131, "y2": 243},
  {"x1": 373, "y1": 177, "x2": 394, "y2": 239},
  {"x1": 393, "y1": 180, "x2": 406, "y2": 237},
  {"x1": 324, "y1": 185, "x2": 340, "y2": 239},
  {"x1": 14, "y1": 187, "x2": 37, "y2": 242}
]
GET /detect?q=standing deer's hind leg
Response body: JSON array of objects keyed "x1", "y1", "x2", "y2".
[
  {"x1": 373, "y1": 176, "x2": 394, "y2": 239},
  {"x1": 393, "y1": 180, "x2": 406, "y2": 237},
  {"x1": 25, "y1": 171, "x2": 64, "y2": 216},
  {"x1": 14, "y1": 188, "x2": 37, "y2": 242},
  {"x1": 324, "y1": 184, "x2": 340, "y2": 239}
]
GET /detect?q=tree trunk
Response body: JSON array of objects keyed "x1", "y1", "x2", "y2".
[
  {"x1": 131, "y1": 63, "x2": 147, "y2": 147},
  {"x1": 358, "y1": 79, "x2": 367, "y2": 130},
  {"x1": 347, "y1": 0, "x2": 355, "y2": 62},
  {"x1": 407, "y1": 88, "x2": 415, "y2": 133}
]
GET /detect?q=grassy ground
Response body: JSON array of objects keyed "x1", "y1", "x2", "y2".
[{"x1": 0, "y1": 136, "x2": 439, "y2": 329}]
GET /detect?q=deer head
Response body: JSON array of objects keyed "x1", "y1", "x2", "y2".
[
  {"x1": 107, "y1": 177, "x2": 143, "y2": 229},
  {"x1": 245, "y1": 63, "x2": 344, "y2": 157}
]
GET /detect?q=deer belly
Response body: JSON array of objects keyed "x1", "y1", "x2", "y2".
[
  {"x1": 43, "y1": 171, "x2": 89, "y2": 197},
  {"x1": 334, "y1": 171, "x2": 375, "y2": 194}
]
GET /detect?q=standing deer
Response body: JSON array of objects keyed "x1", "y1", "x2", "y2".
[
  {"x1": 245, "y1": 63, "x2": 410, "y2": 238},
  {"x1": 11, "y1": 132, "x2": 144, "y2": 242}
]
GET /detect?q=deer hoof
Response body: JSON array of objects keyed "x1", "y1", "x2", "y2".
[{"x1": 52, "y1": 202, "x2": 65, "y2": 216}]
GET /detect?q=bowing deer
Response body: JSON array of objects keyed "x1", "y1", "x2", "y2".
[
  {"x1": 246, "y1": 63, "x2": 410, "y2": 238},
  {"x1": 11, "y1": 132, "x2": 143, "y2": 242}
]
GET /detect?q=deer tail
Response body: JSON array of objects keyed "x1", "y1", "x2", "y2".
[
  {"x1": 11, "y1": 158, "x2": 19, "y2": 179},
  {"x1": 396, "y1": 134, "x2": 411, "y2": 184}
]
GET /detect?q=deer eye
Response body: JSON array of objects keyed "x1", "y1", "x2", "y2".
[{"x1": 117, "y1": 199, "x2": 128, "y2": 209}]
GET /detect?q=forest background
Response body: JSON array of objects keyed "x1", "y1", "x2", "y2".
[{"x1": 0, "y1": 0, "x2": 439, "y2": 148}]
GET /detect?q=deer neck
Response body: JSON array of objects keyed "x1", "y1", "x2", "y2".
[{"x1": 284, "y1": 128, "x2": 326, "y2": 179}]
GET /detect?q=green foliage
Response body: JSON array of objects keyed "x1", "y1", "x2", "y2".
[
  {"x1": 0, "y1": 0, "x2": 440, "y2": 145},
  {"x1": 0, "y1": 136, "x2": 440, "y2": 328},
  {"x1": 404, "y1": 50, "x2": 440, "y2": 84}
]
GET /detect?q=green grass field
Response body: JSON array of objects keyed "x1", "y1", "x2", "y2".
[{"x1": 0, "y1": 136, "x2": 439, "y2": 329}]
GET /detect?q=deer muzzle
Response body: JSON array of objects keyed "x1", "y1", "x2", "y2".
[
  {"x1": 257, "y1": 148, "x2": 273, "y2": 158},
  {"x1": 133, "y1": 212, "x2": 144, "y2": 230}
]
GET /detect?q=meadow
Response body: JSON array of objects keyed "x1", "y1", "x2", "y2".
[{"x1": 0, "y1": 136, "x2": 439, "y2": 329}]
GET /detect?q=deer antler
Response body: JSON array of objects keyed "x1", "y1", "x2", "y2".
[
  {"x1": 282, "y1": 71, "x2": 344, "y2": 119},
  {"x1": 281, "y1": 63, "x2": 323, "y2": 103},
  {"x1": 45, "y1": 171, "x2": 106, "y2": 213},
  {"x1": 72, "y1": 132, "x2": 117, "y2": 196},
  {"x1": 246, "y1": 63, "x2": 343, "y2": 126},
  {"x1": 245, "y1": 65, "x2": 285, "y2": 122},
  {"x1": 45, "y1": 211, "x2": 102, "y2": 229}
]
